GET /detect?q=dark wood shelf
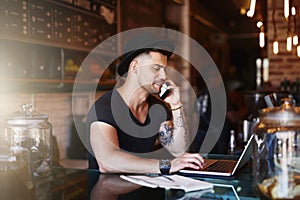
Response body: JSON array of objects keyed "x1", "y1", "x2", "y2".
[
  {"x1": 0, "y1": 0, "x2": 117, "y2": 54},
  {"x1": 0, "y1": 77, "x2": 116, "y2": 84},
  {"x1": 0, "y1": 78, "x2": 116, "y2": 93}
]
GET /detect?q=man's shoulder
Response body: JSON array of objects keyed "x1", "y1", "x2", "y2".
[
  {"x1": 95, "y1": 90, "x2": 113, "y2": 103},
  {"x1": 87, "y1": 90, "x2": 114, "y2": 124},
  {"x1": 88, "y1": 90, "x2": 113, "y2": 115}
]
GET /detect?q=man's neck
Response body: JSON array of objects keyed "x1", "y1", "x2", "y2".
[
  {"x1": 117, "y1": 83, "x2": 150, "y2": 124},
  {"x1": 117, "y1": 83, "x2": 149, "y2": 110}
]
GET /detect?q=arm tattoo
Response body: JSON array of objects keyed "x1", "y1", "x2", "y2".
[
  {"x1": 159, "y1": 122, "x2": 174, "y2": 146},
  {"x1": 173, "y1": 112, "x2": 185, "y2": 130}
]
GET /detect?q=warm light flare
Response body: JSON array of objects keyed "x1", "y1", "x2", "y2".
[{"x1": 240, "y1": 8, "x2": 247, "y2": 15}]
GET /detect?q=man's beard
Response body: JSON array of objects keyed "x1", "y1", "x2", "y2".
[
  {"x1": 138, "y1": 78, "x2": 158, "y2": 95},
  {"x1": 141, "y1": 84, "x2": 157, "y2": 94}
]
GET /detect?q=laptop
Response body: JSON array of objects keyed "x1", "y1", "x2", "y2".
[{"x1": 179, "y1": 134, "x2": 254, "y2": 177}]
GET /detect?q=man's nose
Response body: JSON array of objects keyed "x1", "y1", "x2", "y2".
[{"x1": 159, "y1": 68, "x2": 167, "y2": 80}]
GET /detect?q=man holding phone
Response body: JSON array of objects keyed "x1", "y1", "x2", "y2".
[{"x1": 87, "y1": 32, "x2": 204, "y2": 174}]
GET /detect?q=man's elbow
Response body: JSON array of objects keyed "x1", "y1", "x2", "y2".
[{"x1": 97, "y1": 159, "x2": 121, "y2": 173}]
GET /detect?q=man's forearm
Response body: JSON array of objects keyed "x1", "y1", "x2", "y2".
[
  {"x1": 90, "y1": 122, "x2": 161, "y2": 174},
  {"x1": 159, "y1": 107, "x2": 188, "y2": 156},
  {"x1": 98, "y1": 150, "x2": 160, "y2": 174}
]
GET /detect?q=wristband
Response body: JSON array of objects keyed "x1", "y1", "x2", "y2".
[
  {"x1": 171, "y1": 104, "x2": 183, "y2": 111},
  {"x1": 159, "y1": 159, "x2": 171, "y2": 175}
]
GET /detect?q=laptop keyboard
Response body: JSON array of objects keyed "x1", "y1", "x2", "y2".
[{"x1": 204, "y1": 160, "x2": 237, "y2": 173}]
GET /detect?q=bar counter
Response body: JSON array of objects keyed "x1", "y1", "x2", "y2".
[{"x1": 0, "y1": 157, "x2": 261, "y2": 200}]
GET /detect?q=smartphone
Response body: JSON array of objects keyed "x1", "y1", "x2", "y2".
[{"x1": 159, "y1": 83, "x2": 171, "y2": 99}]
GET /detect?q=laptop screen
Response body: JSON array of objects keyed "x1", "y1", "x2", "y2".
[{"x1": 232, "y1": 134, "x2": 254, "y2": 173}]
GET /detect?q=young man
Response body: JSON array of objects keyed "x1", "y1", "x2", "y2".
[{"x1": 87, "y1": 32, "x2": 204, "y2": 174}]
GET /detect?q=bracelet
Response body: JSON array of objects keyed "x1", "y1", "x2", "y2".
[{"x1": 171, "y1": 104, "x2": 183, "y2": 111}]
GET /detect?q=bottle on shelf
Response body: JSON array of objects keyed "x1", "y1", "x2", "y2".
[{"x1": 227, "y1": 130, "x2": 236, "y2": 155}]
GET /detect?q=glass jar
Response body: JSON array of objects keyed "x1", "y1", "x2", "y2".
[
  {"x1": 5, "y1": 104, "x2": 52, "y2": 176},
  {"x1": 253, "y1": 98, "x2": 300, "y2": 199}
]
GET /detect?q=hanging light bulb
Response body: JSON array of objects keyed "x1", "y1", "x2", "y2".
[
  {"x1": 272, "y1": 1, "x2": 278, "y2": 54},
  {"x1": 293, "y1": 35, "x2": 299, "y2": 45},
  {"x1": 292, "y1": 7, "x2": 298, "y2": 44},
  {"x1": 256, "y1": 58, "x2": 262, "y2": 89},
  {"x1": 297, "y1": 45, "x2": 300, "y2": 57},
  {"x1": 247, "y1": 0, "x2": 256, "y2": 17},
  {"x1": 291, "y1": 6, "x2": 298, "y2": 45},
  {"x1": 273, "y1": 40, "x2": 279, "y2": 54},
  {"x1": 287, "y1": 35, "x2": 293, "y2": 51},
  {"x1": 263, "y1": 58, "x2": 269, "y2": 83},
  {"x1": 284, "y1": 0, "x2": 290, "y2": 20},
  {"x1": 257, "y1": 21, "x2": 263, "y2": 28},
  {"x1": 259, "y1": 29, "x2": 265, "y2": 48},
  {"x1": 291, "y1": 6, "x2": 296, "y2": 15},
  {"x1": 286, "y1": 8, "x2": 292, "y2": 52}
]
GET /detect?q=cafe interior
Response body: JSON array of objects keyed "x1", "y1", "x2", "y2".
[{"x1": 1, "y1": 0, "x2": 300, "y2": 199}]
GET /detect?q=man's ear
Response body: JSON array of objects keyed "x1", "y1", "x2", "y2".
[{"x1": 129, "y1": 60, "x2": 138, "y2": 73}]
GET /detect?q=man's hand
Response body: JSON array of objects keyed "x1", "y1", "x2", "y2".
[
  {"x1": 163, "y1": 80, "x2": 182, "y2": 108},
  {"x1": 169, "y1": 153, "x2": 205, "y2": 173}
]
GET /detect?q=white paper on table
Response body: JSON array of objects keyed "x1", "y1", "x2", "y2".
[{"x1": 120, "y1": 174, "x2": 213, "y2": 192}]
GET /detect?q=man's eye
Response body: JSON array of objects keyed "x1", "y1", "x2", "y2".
[{"x1": 152, "y1": 66, "x2": 160, "y2": 70}]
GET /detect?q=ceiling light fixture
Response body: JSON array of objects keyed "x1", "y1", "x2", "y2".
[
  {"x1": 247, "y1": 0, "x2": 256, "y2": 17},
  {"x1": 287, "y1": 34, "x2": 293, "y2": 51},
  {"x1": 287, "y1": 13, "x2": 293, "y2": 51},
  {"x1": 247, "y1": 0, "x2": 299, "y2": 56},
  {"x1": 259, "y1": 27, "x2": 265, "y2": 48},
  {"x1": 272, "y1": 0, "x2": 279, "y2": 54},
  {"x1": 272, "y1": 1, "x2": 279, "y2": 55},
  {"x1": 292, "y1": 6, "x2": 299, "y2": 45},
  {"x1": 257, "y1": 20, "x2": 263, "y2": 28},
  {"x1": 284, "y1": 0, "x2": 290, "y2": 19},
  {"x1": 273, "y1": 40, "x2": 279, "y2": 54}
]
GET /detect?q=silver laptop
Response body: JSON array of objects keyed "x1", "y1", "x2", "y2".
[{"x1": 180, "y1": 134, "x2": 254, "y2": 177}]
